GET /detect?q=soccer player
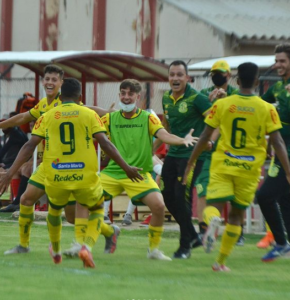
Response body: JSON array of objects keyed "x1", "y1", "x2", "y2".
[
  {"x1": 183, "y1": 62, "x2": 290, "y2": 271},
  {"x1": 100, "y1": 78, "x2": 197, "y2": 261},
  {"x1": 155, "y1": 60, "x2": 212, "y2": 259},
  {"x1": 0, "y1": 65, "x2": 117, "y2": 255},
  {"x1": 256, "y1": 43, "x2": 290, "y2": 261},
  {"x1": 2, "y1": 78, "x2": 142, "y2": 267},
  {"x1": 196, "y1": 60, "x2": 238, "y2": 238}
]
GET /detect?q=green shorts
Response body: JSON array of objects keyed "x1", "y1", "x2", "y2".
[{"x1": 195, "y1": 157, "x2": 211, "y2": 198}]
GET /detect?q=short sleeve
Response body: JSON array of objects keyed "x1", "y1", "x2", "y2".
[
  {"x1": 148, "y1": 113, "x2": 164, "y2": 136},
  {"x1": 193, "y1": 93, "x2": 212, "y2": 115},
  {"x1": 32, "y1": 115, "x2": 45, "y2": 137},
  {"x1": 265, "y1": 104, "x2": 282, "y2": 134},
  {"x1": 92, "y1": 112, "x2": 107, "y2": 135},
  {"x1": 204, "y1": 103, "x2": 220, "y2": 129}
]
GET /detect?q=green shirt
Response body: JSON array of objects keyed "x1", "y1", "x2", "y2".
[
  {"x1": 200, "y1": 85, "x2": 238, "y2": 100},
  {"x1": 262, "y1": 78, "x2": 290, "y2": 155},
  {"x1": 101, "y1": 110, "x2": 153, "y2": 179},
  {"x1": 162, "y1": 83, "x2": 212, "y2": 158}
]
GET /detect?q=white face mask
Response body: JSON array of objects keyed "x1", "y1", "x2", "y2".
[{"x1": 119, "y1": 101, "x2": 136, "y2": 112}]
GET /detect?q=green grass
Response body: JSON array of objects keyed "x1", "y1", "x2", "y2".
[{"x1": 0, "y1": 221, "x2": 290, "y2": 300}]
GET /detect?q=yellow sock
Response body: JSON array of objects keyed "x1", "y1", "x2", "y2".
[
  {"x1": 203, "y1": 206, "x2": 221, "y2": 225},
  {"x1": 75, "y1": 218, "x2": 88, "y2": 244},
  {"x1": 19, "y1": 204, "x2": 34, "y2": 248},
  {"x1": 148, "y1": 224, "x2": 163, "y2": 251},
  {"x1": 84, "y1": 207, "x2": 104, "y2": 251},
  {"x1": 265, "y1": 222, "x2": 272, "y2": 233},
  {"x1": 101, "y1": 222, "x2": 114, "y2": 238},
  {"x1": 216, "y1": 223, "x2": 241, "y2": 265},
  {"x1": 47, "y1": 206, "x2": 62, "y2": 253}
]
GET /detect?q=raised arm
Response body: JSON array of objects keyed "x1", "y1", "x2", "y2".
[
  {"x1": 87, "y1": 103, "x2": 116, "y2": 117},
  {"x1": 0, "y1": 111, "x2": 35, "y2": 129},
  {"x1": 93, "y1": 132, "x2": 143, "y2": 182},
  {"x1": 155, "y1": 128, "x2": 197, "y2": 147}
]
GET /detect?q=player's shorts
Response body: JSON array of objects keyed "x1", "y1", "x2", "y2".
[
  {"x1": 100, "y1": 172, "x2": 160, "y2": 206},
  {"x1": 28, "y1": 163, "x2": 76, "y2": 205},
  {"x1": 206, "y1": 172, "x2": 259, "y2": 210},
  {"x1": 195, "y1": 157, "x2": 211, "y2": 198},
  {"x1": 45, "y1": 184, "x2": 104, "y2": 210}
]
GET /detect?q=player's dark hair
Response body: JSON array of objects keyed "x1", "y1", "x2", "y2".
[
  {"x1": 169, "y1": 60, "x2": 188, "y2": 74},
  {"x1": 237, "y1": 63, "x2": 259, "y2": 88},
  {"x1": 275, "y1": 43, "x2": 290, "y2": 60},
  {"x1": 120, "y1": 79, "x2": 142, "y2": 93},
  {"x1": 61, "y1": 78, "x2": 81, "y2": 100},
  {"x1": 44, "y1": 64, "x2": 64, "y2": 79}
]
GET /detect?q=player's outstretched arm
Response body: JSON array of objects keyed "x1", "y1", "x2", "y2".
[
  {"x1": 87, "y1": 103, "x2": 116, "y2": 117},
  {"x1": 0, "y1": 136, "x2": 42, "y2": 195},
  {"x1": 182, "y1": 125, "x2": 214, "y2": 185},
  {"x1": 269, "y1": 131, "x2": 290, "y2": 184},
  {"x1": 0, "y1": 111, "x2": 35, "y2": 129},
  {"x1": 155, "y1": 128, "x2": 198, "y2": 147},
  {"x1": 94, "y1": 132, "x2": 143, "y2": 182}
]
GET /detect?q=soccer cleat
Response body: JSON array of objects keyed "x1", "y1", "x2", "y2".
[
  {"x1": 104, "y1": 216, "x2": 112, "y2": 224},
  {"x1": 190, "y1": 236, "x2": 203, "y2": 249},
  {"x1": 236, "y1": 235, "x2": 245, "y2": 246},
  {"x1": 4, "y1": 245, "x2": 30, "y2": 255},
  {"x1": 203, "y1": 216, "x2": 221, "y2": 253},
  {"x1": 104, "y1": 224, "x2": 120, "y2": 254},
  {"x1": 63, "y1": 241, "x2": 82, "y2": 258},
  {"x1": 257, "y1": 232, "x2": 274, "y2": 249},
  {"x1": 0, "y1": 203, "x2": 20, "y2": 213},
  {"x1": 147, "y1": 249, "x2": 172, "y2": 261},
  {"x1": 212, "y1": 262, "x2": 231, "y2": 272},
  {"x1": 140, "y1": 214, "x2": 152, "y2": 227},
  {"x1": 261, "y1": 243, "x2": 290, "y2": 262},
  {"x1": 49, "y1": 244, "x2": 62, "y2": 264},
  {"x1": 172, "y1": 247, "x2": 191, "y2": 259},
  {"x1": 122, "y1": 213, "x2": 132, "y2": 225},
  {"x1": 78, "y1": 246, "x2": 95, "y2": 268}
]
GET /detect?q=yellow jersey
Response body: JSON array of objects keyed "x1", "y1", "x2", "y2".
[
  {"x1": 32, "y1": 101, "x2": 106, "y2": 189},
  {"x1": 29, "y1": 94, "x2": 61, "y2": 119},
  {"x1": 206, "y1": 94, "x2": 282, "y2": 178}
]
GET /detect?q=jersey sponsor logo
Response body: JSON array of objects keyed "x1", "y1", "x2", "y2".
[
  {"x1": 223, "y1": 159, "x2": 252, "y2": 170},
  {"x1": 270, "y1": 109, "x2": 278, "y2": 124},
  {"x1": 55, "y1": 111, "x2": 61, "y2": 119},
  {"x1": 53, "y1": 174, "x2": 84, "y2": 182},
  {"x1": 178, "y1": 102, "x2": 188, "y2": 113},
  {"x1": 224, "y1": 150, "x2": 255, "y2": 161},
  {"x1": 115, "y1": 124, "x2": 143, "y2": 128},
  {"x1": 229, "y1": 105, "x2": 255, "y2": 115},
  {"x1": 61, "y1": 111, "x2": 79, "y2": 118},
  {"x1": 52, "y1": 159, "x2": 85, "y2": 170},
  {"x1": 208, "y1": 105, "x2": 217, "y2": 119}
]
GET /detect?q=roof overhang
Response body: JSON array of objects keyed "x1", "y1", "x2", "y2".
[
  {"x1": 0, "y1": 51, "x2": 169, "y2": 82},
  {"x1": 188, "y1": 55, "x2": 276, "y2": 72}
]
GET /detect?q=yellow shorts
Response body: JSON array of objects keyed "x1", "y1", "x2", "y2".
[
  {"x1": 28, "y1": 163, "x2": 76, "y2": 205},
  {"x1": 100, "y1": 172, "x2": 160, "y2": 205},
  {"x1": 45, "y1": 184, "x2": 104, "y2": 209},
  {"x1": 206, "y1": 172, "x2": 259, "y2": 209}
]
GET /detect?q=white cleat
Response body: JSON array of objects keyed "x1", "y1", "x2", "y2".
[
  {"x1": 147, "y1": 249, "x2": 172, "y2": 261},
  {"x1": 63, "y1": 241, "x2": 82, "y2": 258},
  {"x1": 203, "y1": 216, "x2": 221, "y2": 253}
]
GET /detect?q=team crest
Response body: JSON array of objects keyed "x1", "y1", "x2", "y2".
[{"x1": 178, "y1": 102, "x2": 188, "y2": 113}]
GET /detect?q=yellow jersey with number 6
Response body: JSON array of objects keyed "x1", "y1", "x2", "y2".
[
  {"x1": 32, "y1": 102, "x2": 106, "y2": 189},
  {"x1": 205, "y1": 94, "x2": 282, "y2": 178}
]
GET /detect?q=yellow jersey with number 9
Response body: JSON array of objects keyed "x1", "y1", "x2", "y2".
[
  {"x1": 32, "y1": 102, "x2": 106, "y2": 189},
  {"x1": 205, "y1": 94, "x2": 282, "y2": 178}
]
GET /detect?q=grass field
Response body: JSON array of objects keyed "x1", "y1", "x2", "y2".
[{"x1": 0, "y1": 218, "x2": 290, "y2": 300}]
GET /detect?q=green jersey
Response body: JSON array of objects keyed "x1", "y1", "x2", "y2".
[
  {"x1": 262, "y1": 78, "x2": 290, "y2": 155},
  {"x1": 101, "y1": 110, "x2": 155, "y2": 179},
  {"x1": 163, "y1": 83, "x2": 212, "y2": 158}
]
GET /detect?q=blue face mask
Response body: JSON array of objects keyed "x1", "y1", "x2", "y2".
[{"x1": 119, "y1": 101, "x2": 136, "y2": 112}]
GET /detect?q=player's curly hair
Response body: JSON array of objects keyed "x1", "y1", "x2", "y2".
[
  {"x1": 120, "y1": 79, "x2": 142, "y2": 93},
  {"x1": 275, "y1": 43, "x2": 290, "y2": 60}
]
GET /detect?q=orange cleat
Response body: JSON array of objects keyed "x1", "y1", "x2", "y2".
[
  {"x1": 79, "y1": 246, "x2": 95, "y2": 268},
  {"x1": 256, "y1": 231, "x2": 274, "y2": 249}
]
